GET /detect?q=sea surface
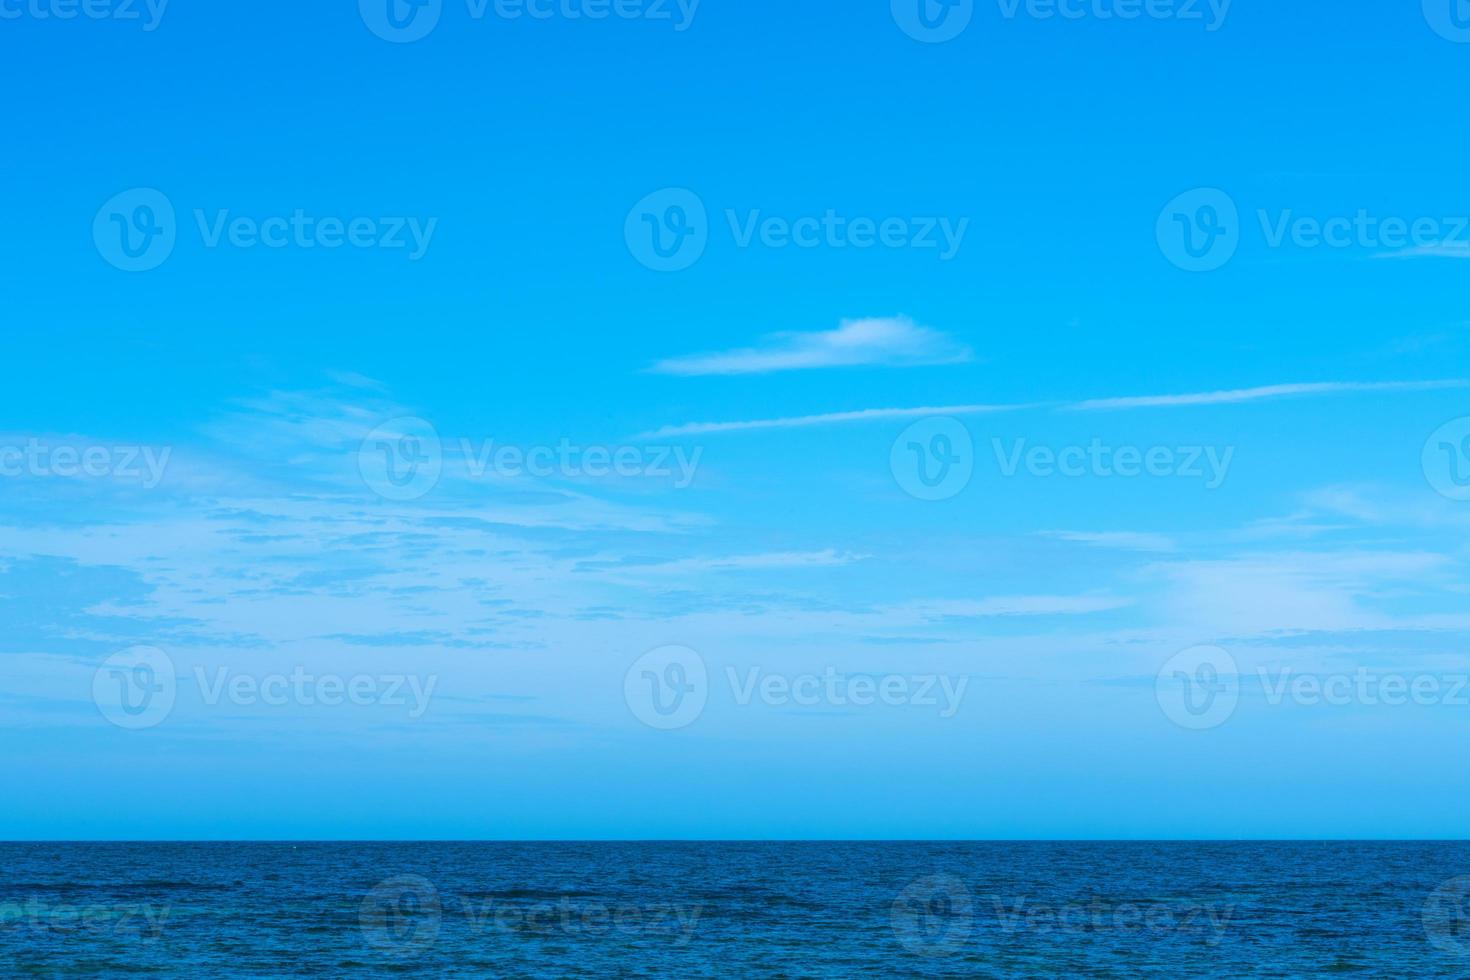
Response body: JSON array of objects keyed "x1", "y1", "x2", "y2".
[{"x1": 3, "y1": 841, "x2": 1469, "y2": 977}]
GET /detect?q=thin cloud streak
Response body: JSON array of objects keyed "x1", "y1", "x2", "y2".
[
  {"x1": 639, "y1": 403, "x2": 1041, "y2": 439},
  {"x1": 1378, "y1": 243, "x2": 1470, "y2": 260},
  {"x1": 1069, "y1": 380, "x2": 1469, "y2": 412},
  {"x1": 649, "y1": 316, "x2": 971, "y2": 376},
  {"x1": 1040, "y1": 531, "x2": 1178, "y2": 553},
  {"x1": 643, "y1": 380, "x2": 1467, "y2": 437}
]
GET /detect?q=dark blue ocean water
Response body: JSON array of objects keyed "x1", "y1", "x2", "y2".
[{"x1": 3, "y1": 841, "x2": 1470, "y2": 977}]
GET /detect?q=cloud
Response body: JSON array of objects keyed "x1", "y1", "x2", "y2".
[
  {"x1": 1289, "y1": 485, "x2": 1470, "y2": 531},
  {"x1": 1379, "y1": 243, "x2": 1470, "y2": 260},
  {"x1": 643, "y1": 379, "x2": 1468, "y2": 437},
  {"x1": 648, "y1": 316, "x2": 972, "y2": 376},
  {"x1": 898, "y1": 595, "x2": 1133, "y2": 618},
  {"x1": 1144, "y1": 550, "x2": 1459, "y2": 637},
  {"x1": 588, "y1": 550, "x2": 865, "y2": 577},
  {"x1": 1040, "y1": 531, "x2": 1178, "y2": 552},
  {"x1": 639, "y1": 403, "x2": 1032, "y2": 439},
  {"x1": 1068, "y1": 380, "x2": 1468, "y2": 412},
  {"x1": 325, "y1": 369, "x2": 389, "y2": 390}
]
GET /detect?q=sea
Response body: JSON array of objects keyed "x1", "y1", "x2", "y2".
[{"x1": 3, "y1": 841, "x2": 1469, "y2": 976}]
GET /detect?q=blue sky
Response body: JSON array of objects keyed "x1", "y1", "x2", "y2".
[{"x1": 3, "y1": 0, "x2": 1470, "y2": 839}]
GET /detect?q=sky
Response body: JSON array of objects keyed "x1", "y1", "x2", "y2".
[{"x1": 2, "y1": 0, "x2": 1470, "y2": 840}]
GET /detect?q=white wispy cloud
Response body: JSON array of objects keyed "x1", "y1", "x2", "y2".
[
  {"x1": 643, "y1": 379, "x2": 1468, "y2": 437},
  {"x1": 601, "y1": 549, "x2": 865, "y2": 576},
  {"x1": 1378, "y1": 243, "x2": 1470, "y2": 260},
  {"x1": 898, "y1": 595, "x2": 1134, "y2": 618},
  {"x1": 1068, "y1": 380, "x2": 1468, "y2": 412},
  {"x1": 1289, "y1": 485, "x2": 1470, "y2": 531},
  {"x1": 640, "y1": 403, "x2": 1034, "y2": 439},
  {"x1": 1144, "y1": 549, "x2": 1460, "y2": 637},
  {"x1": 1040, "y1": 531, "x2": 1178, "y2": 552},
  {"x1": 648, "y1": 316, "x2": 972, "y2": 376}
]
